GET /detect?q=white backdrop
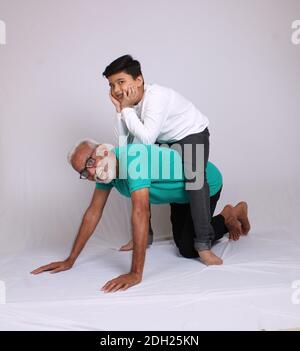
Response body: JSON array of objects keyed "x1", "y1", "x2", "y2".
[{"x1": 0, "y1": 0, "x2": 299, "y2": 255}]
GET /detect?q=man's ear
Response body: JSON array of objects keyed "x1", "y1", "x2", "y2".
[{"x1": 95, "y1": 143, "x2": 114, "y2": 157}]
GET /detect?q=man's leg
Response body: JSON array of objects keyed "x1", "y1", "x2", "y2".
[
  {"x1": 148, "y1": 210, "x2": 154, "y2": 245},
  {"x1": 170, "y1": 203, "x2": 194, "y2": 257},
  {"x1": 171, "y1": 189, "x2": 228, "y2": 259},
  {"x1": 168, "y1": 130, "x2": 222, "y2": 264}
]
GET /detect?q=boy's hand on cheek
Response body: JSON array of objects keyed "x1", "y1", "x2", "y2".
[
  {"x1": 109, "y1": 91, "x2": 122, "y2": 113},
  {"x1": 120, "y1": 85, "x2": 137, "y2": 109}
]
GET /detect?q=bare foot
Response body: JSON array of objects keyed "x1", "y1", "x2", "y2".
[
  {"x1": 119, "y1": 236, "x2": 153, "y2": 251},
  {"x1": 119, "y1": 240, "x2": 133, "y2": 251},
  {"x1": 234, "y1": 202, "x2": 251, "y2": 235},
  {"x1": 198, "y1": 250, "x2": 223, "y2": 265},
  {"x1": 220, "y1": 204, "x2": 242, "y2": 241}
]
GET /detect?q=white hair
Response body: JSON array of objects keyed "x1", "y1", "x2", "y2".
[{"x1": 67, "y1": 138, "x2": 99, "y2": 164}]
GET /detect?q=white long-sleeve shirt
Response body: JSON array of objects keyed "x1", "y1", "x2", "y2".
[
  {"x1": 113, "y1": 112, "x2": 130, "y2": 145},
  {"x1": 115, "y1": 83, "x2": 209, "y2": 145}
]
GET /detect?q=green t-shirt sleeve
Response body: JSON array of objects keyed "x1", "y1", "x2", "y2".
[
  {"x1": 206, "y1": 162, "x2": 223, "y2": 196},
  {"x1": 120, "y1": 144, "x2": 152, "y2": 194},
  {"x1": 127, "y1": 177, "x2": 151, "y2": 194},
  {"x1": 95, "y1": 182, "x2": 114, "y2": 191}
]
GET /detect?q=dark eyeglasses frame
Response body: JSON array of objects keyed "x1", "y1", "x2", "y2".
[{"x1": 79, "y1": 151, "x2": 97, "y2": 180}]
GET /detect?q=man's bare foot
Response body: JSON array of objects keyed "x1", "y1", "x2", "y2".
[
  {"x1": 119, "y1": 239, "x2": 133, "y2": 251},
  {"x1": 220, "y1": 204, "x2": 242, "y2": 241},
  {"x1": 119, "y1": 236, "x2": 153, "y2": 251},
  {"x1": 234, "y1": 202, "x2": 251, "y2": 235},
  {"x1": 198, "y1": 250, "x2": 223, "y2": 265}
]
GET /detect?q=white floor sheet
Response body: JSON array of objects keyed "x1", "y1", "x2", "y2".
[{"x1": 0, "y1": 229, "x2": 300, "y2": 331}]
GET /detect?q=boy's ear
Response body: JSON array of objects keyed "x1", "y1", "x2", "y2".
[{"x1": 136, "y1": 75, "x2": 144, "y2": 87}]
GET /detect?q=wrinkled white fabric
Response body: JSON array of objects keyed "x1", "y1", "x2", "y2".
[
  {"x1": 0, "y1": 0, "x2": 300, "y2": 333},
  {"x1": 1, "y1": 230, "x2": 300, "y2": 331}
]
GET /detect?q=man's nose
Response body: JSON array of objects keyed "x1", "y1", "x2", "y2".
[{"x1": 87, "y1": 167, "x2": 96, "y2": 178}]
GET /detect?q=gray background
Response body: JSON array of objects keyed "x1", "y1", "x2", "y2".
[{"x1": 0, "y1": 0, "x2": 299, "y2": 253}]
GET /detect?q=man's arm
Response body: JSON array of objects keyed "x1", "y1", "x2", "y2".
[
  {"x1": 101, "y1": 188, "x2": 150, "y2": 292},
  {"x1": 31, "y1": 188, "x2": 111, "y2": 274},
  {"x1": 67, "y1": 188, "x2": 111, "y2": 263},
  {"x1": 130, "y1": 188, "x2": 150, "y2": 275}
]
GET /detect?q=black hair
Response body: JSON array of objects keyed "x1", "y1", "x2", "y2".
[{"x1": 102, "y1": 55, "x2": 143, "y2": 79}]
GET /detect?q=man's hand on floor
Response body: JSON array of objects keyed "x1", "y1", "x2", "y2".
[
  {"x1": 101, "y1": 272, "x2": 142, "y2": 293},
  {"x1": 30, "y1": 259, "x2": 74, "y2": 275}
]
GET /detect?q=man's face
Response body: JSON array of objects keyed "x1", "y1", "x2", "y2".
[
  {"x1": 107, "y1": 71, "x2": 143, "y2": 103},
  {"x1": 72, "y1": 144, "x2": 116, "y2": 183}
]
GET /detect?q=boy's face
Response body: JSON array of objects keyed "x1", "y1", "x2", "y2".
[{"x1": 107, "y1": 71, "x2": 143, "y2": 103}]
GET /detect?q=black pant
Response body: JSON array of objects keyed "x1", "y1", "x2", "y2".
[
  {"x1": 170, "y1": 187, "x2": 227, "y2": 258},
  {"x1": 166, "y1": 128, "x2": 214, "y2": 251}
]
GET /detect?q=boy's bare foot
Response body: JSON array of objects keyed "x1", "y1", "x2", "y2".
[
  {"x1": 198, "y1": 250, "x2": 223, "y2": 265},
  {"x1": 234, "y1": 202, "x2": 251, "y2": 235},
  {"x1": 220, "y1": 204, "x2": 242, "y2": 241}
]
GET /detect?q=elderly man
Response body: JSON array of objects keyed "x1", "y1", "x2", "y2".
[{"x1": 31, "y1": 141, "x2": 250, "y2": 293}]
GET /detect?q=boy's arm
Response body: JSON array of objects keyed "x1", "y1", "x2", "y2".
[
  {"x1": 113, "y1": 112, "x2": 130, "y2": 145},
  {"x1": 110, "y1": 89, "x2": 130, "y2": 145},
  {"x1": 121, "y1": 87, "x2": 169, "y2": 144}
]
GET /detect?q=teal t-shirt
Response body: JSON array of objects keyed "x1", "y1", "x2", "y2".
[{"x1": 95, "y1": 144, "x2": 222, "y2": 204}]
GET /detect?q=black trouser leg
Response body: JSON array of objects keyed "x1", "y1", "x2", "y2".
[
  {"x1": 170, "y1": 188, "x2": 227, "y2": 258},
  {"x1": 167, "y1": 129, "x2": 214, "y2": 251},
  {"x1": 148, "y1": 209, "x2": 153, "y2": 245}
]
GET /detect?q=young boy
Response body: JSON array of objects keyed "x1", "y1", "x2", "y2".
[{"x1": 103, "y1": 55, "x2": 224, "y2": 265}]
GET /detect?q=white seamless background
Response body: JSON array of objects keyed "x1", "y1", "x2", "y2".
[{"x1": 0, "y1": 0, "x2": 299, "y2": 254}]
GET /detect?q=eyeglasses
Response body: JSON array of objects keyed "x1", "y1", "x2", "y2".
[{"x1": 79, "y1": 155, "x2": 97, "y2": 180}]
